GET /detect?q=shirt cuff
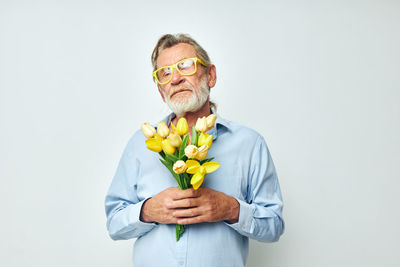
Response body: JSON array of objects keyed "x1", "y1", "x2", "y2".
[
  {"x1": 129, "y1": 198, "x2": 158, "y2": 233},
  {"x1": 224, "y1": 197, "x2": 255, "y2": 234}
]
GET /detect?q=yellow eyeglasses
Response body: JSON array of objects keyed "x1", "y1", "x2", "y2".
[{"x1": 153, "y1": 57, "x2": 207, "y2": 85}]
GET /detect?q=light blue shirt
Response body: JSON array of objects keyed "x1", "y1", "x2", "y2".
[{"x1": 105, "y1": 113, "x2": 284, "y2": 267}]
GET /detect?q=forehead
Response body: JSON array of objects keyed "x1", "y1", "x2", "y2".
[{"x1": 157, "y1": 43, "x2": 197, "y2": 68}]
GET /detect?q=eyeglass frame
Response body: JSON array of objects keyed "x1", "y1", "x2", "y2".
[{"x1": 152, "y1": 57, "x2": 207, "y2": 85}]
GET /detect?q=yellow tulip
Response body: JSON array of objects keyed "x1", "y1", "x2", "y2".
[
  {"x1": 171, "y1": 117, "x2": 189, "y2": 136},
  {"x1": 173, "y1": 160, "x2": 187, "y2": 174},
  {"x1": 186, "y1": 160, "x2": 220, "y2": 189},
  {"x1": 157, "y1": 121, "x2": 169, "y2": 138},
  {"x1": 145, "y1": 134, "x2": 162, "y2": 152},
  {"x1": 184, "y1": 145, "x2": 198, "y2": 158},
  {"x1": 141, "y1": 123, "x2": 156, "y2": 138},
  {"x1": 195, "y1": 116, "x2": 208, "y2": 132},
  {"x1": 168, "y1": 133, "x2": 182, "y2": 148},
  {"x1": 195, "y1": 145, "x2": 209, "y2": 161},
  {"x1": 161, "y1": 139, "x2": 176, "y2": 154},
  {"x1": 206, "y1": 114, "x2": 217, "y2": 131},
  {"x1": 198, "y1": 133, "x2": 213, "y2": 148}
]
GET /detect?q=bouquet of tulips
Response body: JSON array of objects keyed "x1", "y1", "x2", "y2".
[{"x1": 141, "y1": 114, "x2": 220, "y2": 241}]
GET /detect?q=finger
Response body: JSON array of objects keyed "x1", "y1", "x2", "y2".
[
  {"x1": 173, "y1": 207, "x2": 202, "y2": 218},
  {"x1": 166, "y1": 198, "x2": 199, "y2": 209},
  {"x1": 172, "y1": 188, "x2": 200, "y2": 200},
  {"x1": 177, "y1": 215, "x2": 208, "y2": 225}
]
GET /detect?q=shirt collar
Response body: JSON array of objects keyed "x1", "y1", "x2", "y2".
[
  {"x1": 161, "y1": 112, "x2": 176, "y2": 126},
  {"x1": 210, "y1": 111, "x2": 231, "y2": 140}
]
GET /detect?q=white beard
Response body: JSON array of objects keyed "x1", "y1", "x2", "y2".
[{"x1": 162, "y1": 76, "x2": 210, "y2": 116}]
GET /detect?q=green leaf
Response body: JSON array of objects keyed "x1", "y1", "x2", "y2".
[
  {"x1": 172, "y1": 171, "x2": 182, "y2": 188},
  {"x1": 191, "y1": 125, "x2": 198, "y2": 145},
  {"x1": 179, "y1": 173, "x2": 185, "y2": 189},
  {"x1": 179, "y1": 134, "x2": 189, "y2": 159},
  {"x1": 176, "y1": 224, "x2": 185, "y2": 241},
  {"x1": 182, "y1": 173, "x2": 191, "y2": 189},
  {"x1": 160, "y1": 159, "x2": 183, "y2": 188},
  {"x1": 159, "y1": 158, "x2": 172, "y2": 169},
  {"x1": 165, "y1": 153, "x2": 179, "y2": 162},
  {"x1": 200, "y1": 157, "x2": 214, "y2": 165},
  {"x1": 180, "y1": 173, "x2": 186, "y2": 189}
]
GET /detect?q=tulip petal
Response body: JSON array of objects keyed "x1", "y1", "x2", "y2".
[
  {"x1": 205, "y1": 135, "x2": 213, "y2": 148},
  {"x1": 186, "y1": 159, "x2": 200, "y2": 167},
  {"x1": 198, "y1": 133, "x2": 213, "y2": 148},
  {"x1": 206, "y1": 114, "x2": 217, "y2": 130},
  {"x1": 168, "y1": 133, "x2": 182, "y2": 148},
  {"x1": 154, "y1": 133, "x2": 163, "y2": 142},
  {"x1": 203, "y1": 162, "x2": 220, "y2": 173},
  {"x1": 186, "y1": 160, "x2": 200, "y2": 174},
  {"x1": 170, "y1": 121, "x2": 178, "y2": 133},
  {"x1": 161, "y1": 139, "x2": 176, "y2": 154},
  {"x1": 157, "y1": 121, "x2": 169, "y2": 138},
  {"x1": 184, "y1": 144, "x2": 198, "y2": 159},
  {"x1": 145, "y1": 138, "x2": 162, "y2": 152},
  {"x1": 195, "y1": 116, "x2": 207, "y2": 132},
  {"x1": 194, "y1": 145, "x2": 208, "y2": 161},
  {"x1": 192, "y1": 179, "x2": 203, "y2": 190},
  {"x1": 146, "y1": 145, "x2": 162, "y2": 152},
  {"x1": 191, "y1": 172, "x2": 204, "y2": 189},
  {"x1": 173, "y1": 160, "x2": 187, "y2": 174},
  {"x1": 176, "y1": 117, "x2": 189, "y2": 136},
  {"x1": 141, "y1": 123, "x2": 156, "y2": 138},
  {"x1": 197, "y1": 133, "x2": 207, "y2": 147}
]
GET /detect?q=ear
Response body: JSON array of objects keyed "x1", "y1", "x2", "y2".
[
  {"x1": 207, "y1": 64, "x2": 217, "y2": 88},
  {"x1": 157, "y1": 84, "x2": 166, "y2": 102}
]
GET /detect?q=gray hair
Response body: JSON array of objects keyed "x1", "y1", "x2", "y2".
[
  {"x1": 151, "y1": 33, "x2": 211, "y2": 71},
  {"x1": 151, "y1": 33, "x2": 217, "y2": 111}
]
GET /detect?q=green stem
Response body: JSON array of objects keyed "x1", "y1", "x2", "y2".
[{"x1": 176, "y1": 224, "x2": 185, "y2": 241}]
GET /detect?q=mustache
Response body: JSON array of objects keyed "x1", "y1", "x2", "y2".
[{"x1": 168, "y1": 85, "x2": 194, "y2": 98}]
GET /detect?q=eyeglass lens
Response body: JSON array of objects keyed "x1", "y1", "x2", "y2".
[{"x1": 156, "y1": 58, "x2": 196, "y2": 83}]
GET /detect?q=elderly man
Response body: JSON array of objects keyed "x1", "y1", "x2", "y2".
[{"x1": 105, "y1": 34, "x2": 284, "y2": 267}]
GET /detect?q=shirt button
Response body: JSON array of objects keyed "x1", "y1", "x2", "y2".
[{"x1": 179, "y1": 260, "x2": 184, "y2": 265}]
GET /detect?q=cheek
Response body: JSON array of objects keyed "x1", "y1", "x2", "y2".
[
  {"x1": 161, "y1": 85, "x2": 170, "y2": 94},
  {"x1": 187, "y1": 79, "x2": 201, "y2": 91}
]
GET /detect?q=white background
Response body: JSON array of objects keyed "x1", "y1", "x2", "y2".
[{"x1": 1, "y1": 1, "x2": 399, "y2": 266}]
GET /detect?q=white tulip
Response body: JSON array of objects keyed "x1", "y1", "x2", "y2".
[
  {"x1": 173, "y1": 160, "x2": 187, "y2": 174},
  {"x1": 185, "y1": 145, "x2": 198, "y2": 159},
  {"x1": 141, "y1": 123, "x2": 156, "y2": 138},
  {"x1": 157, "y1": 121, "x2": 169, "y2": 138}
]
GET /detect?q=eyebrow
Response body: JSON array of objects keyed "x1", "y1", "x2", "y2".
[{"x1": 158, "y1": 57, "x2": 194, "y2": 69}]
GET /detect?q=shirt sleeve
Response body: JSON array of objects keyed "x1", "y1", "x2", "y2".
[
  {"x1": 105, "y1": 137, "x2": 157, "y2": 240},
  {"x1": 226, "y1": 135, "x2": 285, "y2": 242}
]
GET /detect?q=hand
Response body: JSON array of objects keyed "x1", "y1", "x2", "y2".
[
  {"x1": 169, "y1": 187, "x2": 240, "y2": 225},
  {"x1": 140, "y1": 187, "x2": 182, "y2": 224},
  {"x1": 140, "y1": 187, "x2": 240, "y2": 225}
]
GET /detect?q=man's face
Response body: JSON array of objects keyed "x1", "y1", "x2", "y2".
[{"x1": 156, "y1": 43, "x2": 214, "y2": 115}]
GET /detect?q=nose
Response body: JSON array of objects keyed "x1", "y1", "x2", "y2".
[{"x1": 170, "y1": 67, "x2": 184, "y2": 85}]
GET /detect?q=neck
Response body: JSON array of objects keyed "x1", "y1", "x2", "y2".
[{"x1": 172, "y1": 101, "x2": 211, "y2": 134}]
